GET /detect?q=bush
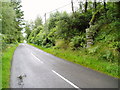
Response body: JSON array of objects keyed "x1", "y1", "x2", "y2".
[
  {"x1": 88, "y1": 45, "x2": 99, "y2": 54},
  {"x1": 69, "y1": 35, "x2": 85, "y2": 50},
  {"x1": 98, "y1": 49, "x2": 119, "y2": 63},
  {"x1": 54, "y1": 39, "x2": 68, "y2": 49}
]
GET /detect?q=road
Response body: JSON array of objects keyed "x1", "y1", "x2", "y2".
[{"x1": 10, "y1": 43, "x2": 118, "y2": 89}]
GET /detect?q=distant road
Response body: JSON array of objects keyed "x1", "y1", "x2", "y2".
[{"x1": 10, "y1": 43, "x2": 118, "y2": 89}]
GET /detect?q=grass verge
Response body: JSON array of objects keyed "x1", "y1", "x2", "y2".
[
  {"x1": 2, "y1": 44, "x2": 18, "y2": 88},
  {"x1": 29, "y1": 43, "x2": 119, "y2": 78}
]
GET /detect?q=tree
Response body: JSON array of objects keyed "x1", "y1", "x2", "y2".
[
  {"x1": 34, "y1": 16, "x2": 43, "y2": 28},
  {"x1": 2, "y1": 0, "x2": 24, "y2": 44},
  {"x1": 79, "y1": 1, "x2": 83, "y2": 13},
  {"x1": 47, "y1": 11, "x2": 60, "y2": 30},
  {"x1": 103, "y1": 0, "x2": 106, "y2": 11},
  {"x1": 71, "y1": 0, "x2": 74, "y2": 13},
  {"x1": 11, "y1": 0, "x2": 24, "y2": 42},
  {"x1": 85, "y1": 0, "x2": 88, "y2": 12},
  {"x1": 2, "y1": 2, "x2": 17, "y2": 43},
  {"x1": 103, "y1": 0, "x2": 107, "y2": 17},
  {"x1": 25, "y1": 23, "x2": 32, "y2": 40},
  {"x1": 93, "y1": 0, "x2": 97, "y2": 11}
]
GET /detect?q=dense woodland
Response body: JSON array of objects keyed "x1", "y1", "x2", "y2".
[{"x1": 1, "y1": 0, "x2": 120, "y2": 78}]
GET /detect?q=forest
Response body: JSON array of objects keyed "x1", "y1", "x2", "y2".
[{"x1": 1, "y1": 0, "x2": 120, "y2": 88}]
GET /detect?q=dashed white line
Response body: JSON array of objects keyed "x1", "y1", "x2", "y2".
[
  {"x1": 52, "y1": 70, "x2": 79, "y2": 89},
  {"x1": 31, "y1": 53, "x2": 43, "y2": 64}
]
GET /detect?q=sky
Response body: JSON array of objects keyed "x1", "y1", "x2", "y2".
[
  {"x1": 20, "y1": 0, "x2": 117, "y2": 37},
  {"x1": 21, "y1": 0, "x2": 79, "y2": 22},
  {"x1": 20, "y1": 0, "x2": 117, "y2": 22}
]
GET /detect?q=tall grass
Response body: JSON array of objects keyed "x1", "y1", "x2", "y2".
[
  {"x1": 2, "y1": 44, "x2": 18, "y2": 88},
  {"x1": 29, "y1": 43, "x2": 119, "y2": 78}
]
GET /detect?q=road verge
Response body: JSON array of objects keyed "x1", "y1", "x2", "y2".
[
  {"x1": 29, "y1": 43, "x2": 119, "y2": 78},
  {"x1": 2, "y1": 44, "x2": 18, "y2": 88}
]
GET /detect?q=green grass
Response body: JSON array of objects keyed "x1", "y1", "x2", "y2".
[
  {"x1": 2, "y1": 44, "x2": 18, "y2": 88},
  {"x1": 0, "y1": 53, "x2": 2, "y2": 89},
  {"x1": 29, "y1": 43, "x2": 119, "y2": 78}
]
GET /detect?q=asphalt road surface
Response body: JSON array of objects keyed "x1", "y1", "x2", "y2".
[{"x1": 10, "y1": 43, "x2": 118, "y2": 89}]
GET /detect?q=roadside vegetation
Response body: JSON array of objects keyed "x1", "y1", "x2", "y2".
[
  {"x1": 26, "y1": 2, "x2": 120, "y2": 78},
  {"x1": 2, "y1": 44, "x2": 18, "y2": 88},
  {"x1": 29, "y1": 43, "x2": 119, "y2": 78},
  {"x1": 1, "y1": 0, "x2": 24, "y2": 88},
  {"x1": 1, "y1": 0, "x2": 120, "y2": 88}
]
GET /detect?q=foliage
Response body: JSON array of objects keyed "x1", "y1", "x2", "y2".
[
  {"x1": 34, "y1": 16, "x2": 43, "y2": 28},
  {"x1": 69, "y1": 34, "x2": 86, "y2": 50},
  {"x1": 1, "y1": 1, "x2": 24, "y2": 49},
  {"x1": 1, "y1": 1, "x2": 24, "y2": 87},
  {"x1": 29, "y1": 43, "x2": 119, "y2": 78},
  {"x1": 47, "y1": 11, "x2": 61, "y2": 30},
  {"x1": 54, "y1": 39, "x2": 68, "y2": 49},
  {"x1": 26, "y1": 1, "x2": 119, "y2": 78},
  {"x1": 27, "y1": 10, "x2": 92, "y2": 48},
  {"x1": 87, "y1": 20, "x2": 120, "y2": 63},
  {"x1": 55, "y1": 12, "x2": 71, "y2": 40},
  {"x1": 27, "y1": 1, "x2": 119, "y2": 62},
  {"x1": 24, "y1": 23, "x2": 32, "y2": 40},
  {"x1": 55, "y1": 11, "x2": 91, "y2": 40}
]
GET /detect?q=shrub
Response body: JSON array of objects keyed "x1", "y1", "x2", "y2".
[
  {"x1": 54, "y1": 39, "x2": 68, "y2": 49},
  {"x1": 69, "y1": 35, "x2": 85, "y2": 50}
]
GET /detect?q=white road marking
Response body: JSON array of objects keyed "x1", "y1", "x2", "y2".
[
  {"x1": 52, "y1": 70, "x2": 79, "y2": 89},
  {"x1": 31, "y1": 53, "x2": 43, "y2": 64}
]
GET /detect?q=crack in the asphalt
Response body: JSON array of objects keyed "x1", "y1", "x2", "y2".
[{"x1": 17, "y1": 74, "x2": 26, "y2": 88}]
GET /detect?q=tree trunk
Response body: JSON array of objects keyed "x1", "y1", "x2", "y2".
[
  {"x1": 103, "y1": 0, "x2": 107, "y2": 17},
  {"x1": 79, "y1": 1, "x2": 83, "y2": 13},
  {"x1": 103, "y1": 0, "x2": 107, "y2": 11},
  {"x1": 85, "y1": 0, "x2": 88, "y2": 12},
  {"x1": 94, "y1": 0, "x2": 97, "y2": 11},
  {"x1": 71, "y1": 0, "x2": 74, "y2": 13}
]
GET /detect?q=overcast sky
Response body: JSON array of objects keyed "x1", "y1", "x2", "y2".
[
  {"x1": 21, "y1": 0, "x2": 115, "y2": 22},
  {"x1": 21, "y1": 0, "x2": 81, "y2": 22}
]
